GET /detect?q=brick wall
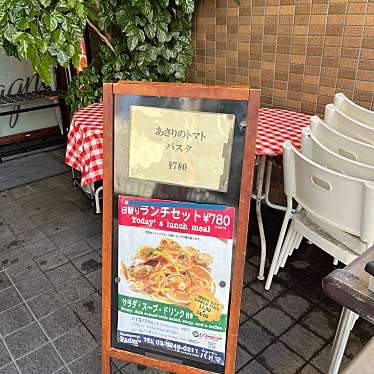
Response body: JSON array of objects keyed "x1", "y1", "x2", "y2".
[{"x1": 188, "y1": 0, "x2": 374, "y2": 115}]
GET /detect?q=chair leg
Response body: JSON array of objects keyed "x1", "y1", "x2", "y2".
[
  {"x1": 327, "y1": 307, "x2": 357, "y2": 374},
  {"x1": 265, "y1": 203, "x2": 293, "y2": 291},
  {"x1": 288, "y1": 232, "x2": 303, "y2": 257},
  {"x1": 95, "y1": 186, "x2": 103, "y2": 214},
  {"x1": 280, "y1": 231, "x2": 300, "y2": 268},
  {"x1": 255, "y1": 156, "x2": 267, "y2": 281},
  {"x1": 274, "y1": 229, "x2": 295, "y2": 275}
]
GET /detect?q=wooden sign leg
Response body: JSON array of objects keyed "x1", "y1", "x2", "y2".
[{"x1": 102, "y1": 350, "x2": 112, "y2": 374}]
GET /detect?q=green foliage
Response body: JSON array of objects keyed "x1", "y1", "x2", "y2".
[
  {"x1": 0, "y1": 0, "x2": 198, "y2": 115},
  {"x1": 0, "y1": 0, "x2": 90, "y2": 85},
  {"x1": 64, "y1": 65, "x2": 102, "y2": 115},
  {"x1": 67, "y1": 0, "x2": 197, "y2": 114},
  {"x1": 98, "y1": 0, "x2": 195, "y2": 82}
]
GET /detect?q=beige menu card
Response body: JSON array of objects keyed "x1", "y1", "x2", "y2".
[{"x1": 128, "y1": 106, "x2": 235, "y2": 191}]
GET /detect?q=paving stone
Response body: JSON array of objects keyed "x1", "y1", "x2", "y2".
[
  {"x1": 0, "y1": 247, "x2": 32, "y2": 271},
  {"x1": 0, "y1": 191, "x2": 14, "y2": 205},
  {"x1": 318, "y1": 298, "x2": 341, "y2": 319},
  {"x1": 54, "y1": 325, "x2": 98, "y2": 364},
  {"x1": 35, "y1": 252, "x2": 69, "y2": 272},
  {"x1": 5, "y1": 322, "x2": 48, "y2": 360},
  {"x1": 69, "y1": 347, "x2": 101, "y2": 374},
  {"x1": 30, "y1": 209, "x2": 60, "y2": 226},
  {"x1": 15, "y1": 274, "x2": 54, "y2": 301},
  {"x1": 39, "y1": 218, "x2": 72, "y2": 236},
  {"x1": 240, "y1": 287, "x2": 268, "y2": 317},
  {"x1": 27, "y1": 290, "x2": 66, "y2": 320},
  {"x1": 0, "y1": 236, "x2": 22, "y2": 253},
  {"x1": 293, "y1": 277, "x2": 325, "y2": 304},
  {"x1": 310, "y1": 344, "x2": 350, "y2": 373},
  {"x1": 85, "y1": 318, "x2": 101, "y2": 342},
  {"x1": 243, "y1": 262, "x2": 258, "y2": 285},
  {"x1": 57, "y1": 276, "x2": 95, "y2": 304},
  {"x1": 4, "y1": 217, "x2": 37, "y2": 236},
  {"x1": 254, "y1": 305, "x2": 294, "y2": 336},
  {"x1": 344, "y1": 332, "x2": 370, "y2": 360},
  {"x1": 16, "y1": 344, "x2": 63, "y2": 374},
  {"x1": 85, "y1": 233, "x2": 102, "y2": 251},
  {"x1": 239, "y1": 311, "x2": 249, "y2": 325},
  {"x1": 9, "y1": 186, "x2": 34, "y2": 200},
  {"x1": 274, "y1": 290, "x2": 314, "y2": 319},
  {"x1": 6, "y1": 260, "x2": 42, "y2": 284},
  {"x1": 0, "y1": 272, "x2": 11, "y2": 291},
  {"x1": 39, "y1": 306, "x2": 80, "y2": 340},
  {"x1": 238, "y1": 320, "x2": 274, "y2": 355},
  {"x1": 0, "y1": 222, "x2": 11, "y2": 240},
  {"x1": 0, "y1": 362, "x2": 19, "y2": 374},
  {"x1": 48, "y1": 228, "x2": 83, "y2": 249},
  {"x1": 257, "y1": 341, "x2": 305, "y2": 374},
  {"x1": 235, "y1": 345, "x2": 252, "y2": 371},
  {"x1": 300, "y1": 308, "x2": 338, "y2": 341},
  {"x1": 26, "y1": 238, "x2": 57, "y2": 259},
  {"x1": 53, "y1": 368, "x2": 69, "y2": 374},
  {"x1": 238, "y1": 360, "x2": 271, "y2": 374},
  {"x1": 72, "y1": 252, "x2": 102, "y2": 275},
  {"x1": 71, "y1": 292, "x2": 101, "y2": 323},
  {"x1": 279, "y1": 324, "x2": 325, "y2": 360},
  {"x1": 0, "y1": 303, "x2": 34, "y2": 337},
  {"x1": 299, "y1": 364, "x2": 322, "y2": 374},
  {"x1": 276, "y1": 268, "x2": 304, "y2": 287},
  {"x1": 45, "y1": 263, "x2": 81, "y2": 286},
  {"x1": 85, "y1": 269, "x2": 101, "y2": 291},
  {"x1": 60, "y1": 241, "x2": 93, "y2": 261},
  {"x1": 0, "y1": 339, "x2": 11, "y2": 368},
  {"x1": 352, "y1": 318, "x2": 374, "y2": 341},
  {"x1": 14, "y1": 228, "x2": 47, "y2": 248},
  {"x1": 0, "y1": 287, "x2": 21, "y2": 313},
  {"x1": 250, "y1": 278, "x2": 287, "y2": 301}
]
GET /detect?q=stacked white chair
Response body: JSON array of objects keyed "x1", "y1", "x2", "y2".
[
  {"x1": 325, "y1": 104, "x2": 374, "y2": 145},
  {"x1": 334, "y1": 92, "x2": 374, "y2": 128},
  {"x1": 265, "y1": 93, "x2": 374, "y2": 374}
]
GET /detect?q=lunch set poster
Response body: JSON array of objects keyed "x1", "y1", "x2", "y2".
[{"x1": 117, "y1": 196, "x2": 235, "y2": 367}]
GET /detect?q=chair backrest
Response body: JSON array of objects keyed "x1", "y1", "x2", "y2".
[
  {"x1": 301, "y1": 127, "x2": 374, "y2": 181},
  {"x1": 334, "y1": 92, "x2": 374, "y2": 129},
  {"x1": 325, "y1": 104, "x2": 374, "y2": 145},
  {"x1": 310, "y1": 116, "x2": 374, "y2": 167},
  {"x1": 283, "y1": 141, "x2": 374, "y2": 245}
]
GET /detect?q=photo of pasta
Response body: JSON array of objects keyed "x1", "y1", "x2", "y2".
[{"x1": 120, "y1": 237, "x2": 222, "y2": 310}]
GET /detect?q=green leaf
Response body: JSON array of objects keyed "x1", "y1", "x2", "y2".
[
  {"x1": 43, "y1": 14, "x2": 58, "y2": 32},
  {"x1": 3, "y1": 23, "x2": 16, "y2": 41},
  {"x1": 127, "y1": 35, "x2": 138, "y2": 51},
  {"x1": 51, "y1": 11, "x2": 65, "y2": 24},
  {"x1": 40, "y1": 0, "x2": 51, "y2": 7},
  {"x1": 48, "y1": 43, "x2": 59, "y2": 56},
  {"x1": 57, "y1": 50, "x2": 69, "y2": 67},
  {"x1": 144, "y1": 23, "x2": 156, "y2": 39},
  {"x1": 65, "y1": 43, "x2": 75, "y2": 58}
]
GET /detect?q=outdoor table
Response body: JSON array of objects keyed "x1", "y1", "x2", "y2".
[
  {"x1": 322, "y1": 246, "x2": 374, "y2": 374},
  {"x1": 65, "y1": 102, "x2": 311, "y2": 277}
]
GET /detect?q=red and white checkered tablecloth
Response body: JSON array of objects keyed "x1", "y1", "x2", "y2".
[
  {"x1": 256, "y1": 108, "x2": 311, "y2": 156},
  {"x1": 65, "y1": 103, "x2": 311, "y2": 186},
  {"x1": 65, "y1": 102, "x2": 104, "y2": 186}
]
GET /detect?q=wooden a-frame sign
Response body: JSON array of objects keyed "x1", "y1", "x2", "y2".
[{"x1": 102, "y1": 81, "x2": 260, "y2": 374}]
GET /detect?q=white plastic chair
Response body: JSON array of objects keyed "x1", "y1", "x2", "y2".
[
  {"x1": 325, "y1": 104, "x2": 374, "y2": 145},
  {"x1": 301, "y1": 127, "x2": 374, "y2": 181},
  {"x1": 265, "y1": 141, "x2": 374, "y2": 291},
  {"x1": 310, "y1": 116, "x2": 374, "y2": 167},
  {"x1": 334, "y1": 92, "x2": 374, "y2": 129}
]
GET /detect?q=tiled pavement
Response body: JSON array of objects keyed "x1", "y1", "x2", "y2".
[{"x1": 0, "y1": 172, "x2": 373, "y2": 374}]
